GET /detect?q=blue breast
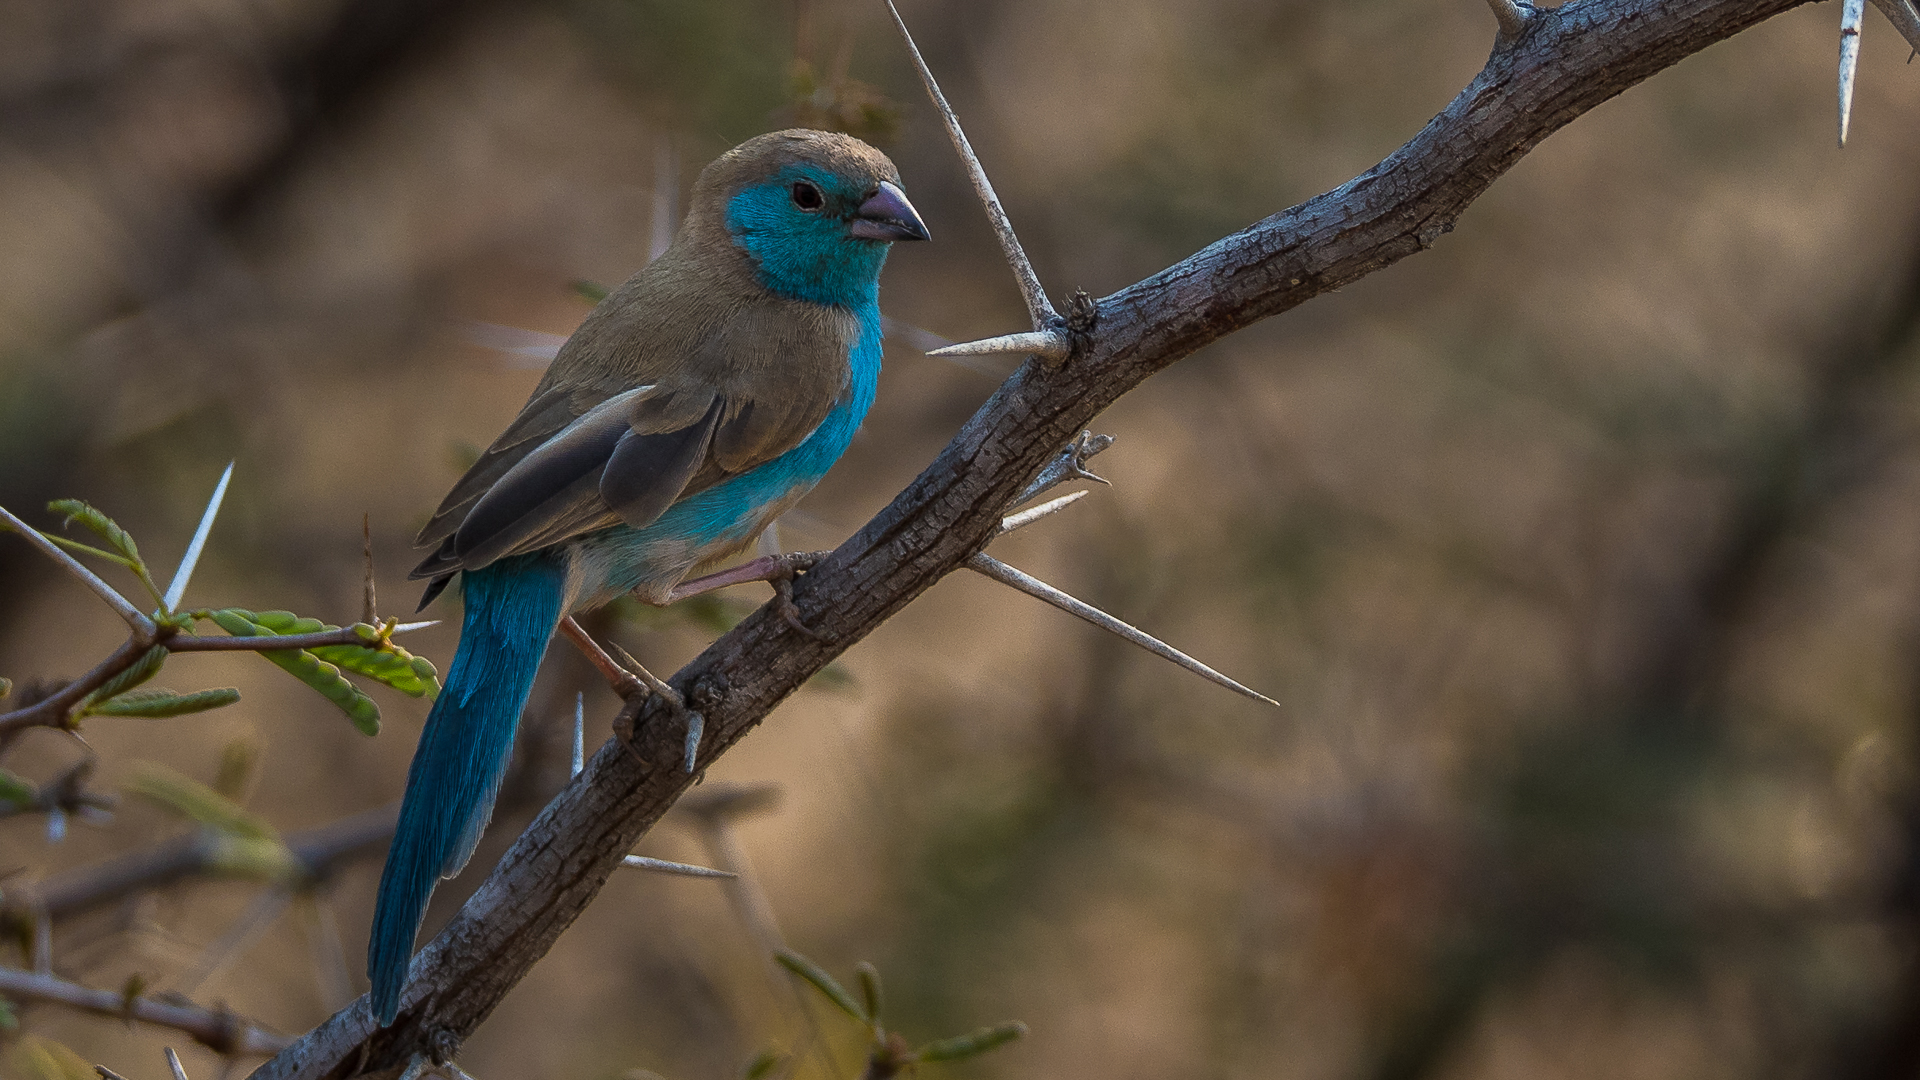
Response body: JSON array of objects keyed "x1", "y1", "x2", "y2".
[{"x1": 564, "y1": 299, "x2": 882, "y2": 606}]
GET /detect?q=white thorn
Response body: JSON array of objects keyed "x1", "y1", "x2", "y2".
[
  {"x1": 389, "y1": 620, "x2": 440, "y2": 634},
  {"x1": 967, "y1": 553, "x2": 1282, "y2": 709},
  {"x1": 164, "y1": 462, "x2": 233, "y2": 612},
  {"x1": 621, "y1": 854, "x2": 737, "y2": 879},
  {"x1": 884, "y1": 0, "x2": 1056, "y2": 328},
  {"x1": 928, "y1": 330, "x2": 1070, "y2": 361},
  {"x1": 1000, "y1": 490, "x2": 1089, "y2": 535},
  {"x1": 1841, "y1": 0, "x2": 1866, "y2": 147},
  {"x1": 164, "y1": 1048, "x2": 191, "y2": 1080},
  {"x1": 571, "y1": 692, "x2": 585, "y2": 778}
]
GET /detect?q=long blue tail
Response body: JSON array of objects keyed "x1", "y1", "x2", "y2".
[{"x1": 368, "y1": 555, "x2": 565, "y2": 1024}]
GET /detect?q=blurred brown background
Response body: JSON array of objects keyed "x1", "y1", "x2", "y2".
[{"x1": 4, "y1": 1, "x2": 1920, "y2": 1078}]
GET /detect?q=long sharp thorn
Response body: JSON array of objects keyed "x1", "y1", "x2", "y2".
[
  {"x1": 572, "y1": 692, "x2": 585, "y2": 778},
  {"x1": 622, "y1": 854, "x2": 737, "y2": 878},
  {"x1": 390, "y1": 620, "x2": 439, "y2": 634},
  {"x1": 999, "y1": 490, "x2": 1089, "y2": 535},
  {"x1": 928, "y1": 330, "x2": 1070, "y2": 361},
  {"x1": 397, "y1": 1057, "x2": 429, "y2": 1080},
  {"x1": 163, "y1": 462, "x2": 233, "y2": 613},
  {"x1": 967, "y1": 553, "x2": 1281, "y2": 709},
  {"x1": 1869, "y1": 0, "x2": 1920, "y2": 53},
  {"x1": 165, "y1": 1048, "x2": 191, "y2": 1080},
  {"x1": 0, "y1": 505, "x2": 154, "y2": 635},
  {"x1": 1842, "y1": 0, "x2": 1866, "y2": 146},
  {"x1": 884, "y1": 0, "x2": 1056, "y2": 328}
]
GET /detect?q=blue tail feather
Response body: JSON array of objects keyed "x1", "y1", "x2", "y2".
[{"x1": 368, "y1": 556, "x2": 565, "y2": 1024}]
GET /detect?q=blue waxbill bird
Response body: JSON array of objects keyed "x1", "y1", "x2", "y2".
[{"x1": 368, "y1": 129, "x2": 928, "y2": 1025}]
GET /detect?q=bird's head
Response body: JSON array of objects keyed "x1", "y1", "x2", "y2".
[{"x1": 695, "y1": 129, "x2": 929, "y2": 308}]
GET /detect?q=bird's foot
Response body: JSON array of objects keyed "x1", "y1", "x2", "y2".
[{"x1": 663, "y1": 550, "x2": 834, "y2": 642}]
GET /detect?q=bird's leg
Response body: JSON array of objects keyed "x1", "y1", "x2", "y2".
[
  {"x1": 558, "y1": 616, "x2": 695, "y2": 770},
  {"x1": 558, "y1": 616, "x2": 646, "y2": 699},
  {"x1": 660, "y1": 550, "x2": 834, "y2": 641}
]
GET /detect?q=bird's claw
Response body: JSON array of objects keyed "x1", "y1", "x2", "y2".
[{"x1": 767, "y1": 553, "x2": 831, "y2": 642}]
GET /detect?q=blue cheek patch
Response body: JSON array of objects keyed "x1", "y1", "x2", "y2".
[{"x1": 727, "y1": 166, "x2": 890, "y2": 308}]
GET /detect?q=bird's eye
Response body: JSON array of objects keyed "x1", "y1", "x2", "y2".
[{"x1": 790, "y1": 181, "x2": 824, "y2": 211}]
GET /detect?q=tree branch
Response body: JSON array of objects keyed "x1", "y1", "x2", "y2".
[
  {"x1": 249, "y1": 1, "x2": 1819, "y2": 1075},
  {"x1": 0, "y1": 966, "x2": 290, "y2": 1056}
]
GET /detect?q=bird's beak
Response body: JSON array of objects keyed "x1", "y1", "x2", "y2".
[{"x1": 849, "y1": 181, "x2": 930, "y2": 242}]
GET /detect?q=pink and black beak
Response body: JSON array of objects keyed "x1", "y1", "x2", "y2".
[{"x1": 849, "y1": 181, "x2": 931, "y2": 242}]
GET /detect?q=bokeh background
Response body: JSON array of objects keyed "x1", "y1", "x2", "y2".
[{"x1": 4, "y1": 1, "x2": 1920, "y2": 1078}]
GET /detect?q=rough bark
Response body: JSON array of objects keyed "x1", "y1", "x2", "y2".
[{"x1": 250, "y1": 1, "x2": 1817, "y2": 1075}]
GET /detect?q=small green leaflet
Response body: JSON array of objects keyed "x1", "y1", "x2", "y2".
[
  {"x1": 206, "y1": 609, "x2": 382, "y2": 735},
  {"x1": 87, "y1": 686, "x2": 240, "y2": 717}
]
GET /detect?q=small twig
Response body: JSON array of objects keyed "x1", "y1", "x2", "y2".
[
  {"x1": 0, "y1": 757, "x2": 117, "y2": 823},
  {"x1": 620, "y1": 855, "x2": 736, "y2": 878},
  {"x1": 362, "y1": 512, "x2": 378, "y2": 625},
  {"x1": 0, "y1": 967, "x2": 290, "y2": 1055},
  {"x1": 0, "y1": 505, "x2": 155, "y2": 637},
  {"x1": 1868, "y1": 0, "x2": 1920, "y2": 54},
  {"x1": 966, "y1": 554, "x2": 1281, "y2": 709},
  {"x1": 998, "y1": 491, "x2": 1089, "y2": 536},
  {"x1": 1841, "y1": 0, "x2": 1866, "y2": 145},
  {"x1": 163, "y1": 464, "x2": 233, "y2": 613},
  {"x1": 1013, "y1": 432, "x2": 1114, "y2": 507},
  {"x1": 1486, "y1": 0, "x2": 1531, "y2": 37},
  {"x1": 166, "y1": 1048, "x2": 192, "y2": 1080},
  {"x1": 883, "y1": 0, "x2": 1055, "y2": 328},
  {"x1": 14, "y1": 802, "x2": 397, "y2": 924},
  {"x1": 167, "y1": 624, "x2": 433, "y2": 653}
]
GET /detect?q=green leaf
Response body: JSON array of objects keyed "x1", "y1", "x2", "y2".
[
  {"x1": 0, "y1": 676, "x2": 10, "y2": 699},
  {"x1": 205, "y1": 609, "x2": 382, "y2": 734},
  {"x1": 741, "y1": 1049, "x2": 784, "y2": 1080},
  {"x1": 79, "y1": 644, "x2": 168, "y2": 711},
  {"x1": 46, "y1": 498, "x2": 140, "y2": 564},
  {"x1": 252, "y1": 609, "x2": 326, "y2": 635},
  {"x1": 206, "y1": 832, "x2": 302, "y2": 881},
  {"x1": 856, "y1": 961, "x2": 883, "y2": 1025},
  {"x1": 775, "y1": 949, "x2": 867, "y2": 1023},
  {"x1": 263, "y1": 648, "x2": 381, "y2": 735},
  {"x1": 87, "y1": 686, "x2": 240, "y2": 717},
  {"x1": 573, "y1": 279, "x2": 611, "y2": 303},
  {"x1": 310, "y1": 640, "x2": 440, "y2": 700},
  {"x1": 129, "y1": 761, "x2": 278, "y2": 841},
  {"x1": 0, "y1": 997, "x2": 16, "y2": 1032},
  {"x1": 0, "y1": 768, "x2": 37, "y2": 808},
  {"x1": 913, "y1": 1023, "x2": 1028, "y2": 1063}
]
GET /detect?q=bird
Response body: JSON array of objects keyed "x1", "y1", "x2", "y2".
[{"x1": 367, "y1": 129, "x2": 929, "y2": 1025}]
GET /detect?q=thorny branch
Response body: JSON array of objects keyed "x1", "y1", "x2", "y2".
[{"x1": 239, "y1": 2, "x2": 1830, "y2": 1076}]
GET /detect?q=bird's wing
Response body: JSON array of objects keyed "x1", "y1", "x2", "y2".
[{"x1": 411, "y1": 333, "x2": 850, "y2": 581}]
